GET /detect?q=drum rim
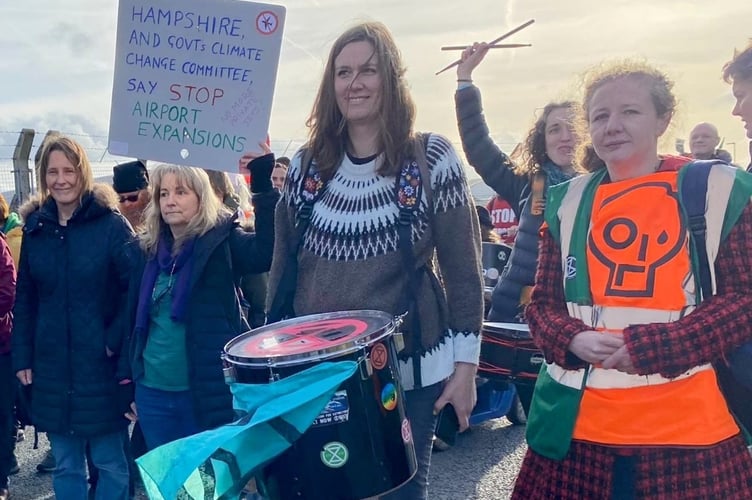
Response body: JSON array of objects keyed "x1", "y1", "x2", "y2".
[
  {"x1": 223, "y1": 310, "x2": 395, "y2": 368},
  {"x1": 482, "y1": 321, "x2": 530, "y2": 333}
]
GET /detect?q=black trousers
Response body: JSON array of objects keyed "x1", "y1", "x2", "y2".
[{"x1": 0, "y1": 353, "x2": 17, "y2": 488}]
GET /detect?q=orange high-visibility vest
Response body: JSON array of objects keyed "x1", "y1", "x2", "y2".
[{"x1": 555, "y1": 169, "x2": 738, "y2": 446}]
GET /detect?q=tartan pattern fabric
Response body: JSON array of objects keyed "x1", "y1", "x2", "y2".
[
  {"x1": 527, "y1": 203, "x2": 752, "y2": 376},
  {"x1": 624, "y1": 204, "x2": 752, "y2": 378},
  {"x1": 512, "y1": 435, "x2": 752, "y2": 499}
]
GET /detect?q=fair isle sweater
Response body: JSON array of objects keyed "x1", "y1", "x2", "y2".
[{"x1": 267, "y1": 134, "x2": 484, "y2": 390}]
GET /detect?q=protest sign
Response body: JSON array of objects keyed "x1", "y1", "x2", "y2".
[{"x1": 108, "y1": 0, "x2": 285, "y2": 171}]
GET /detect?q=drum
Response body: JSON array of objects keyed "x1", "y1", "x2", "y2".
[
  {"x1": 482, "y1": 242, "x2": 512, "y2": 291},
  {"x1": 478, "y1": 322, "x2": 544, "y2": 384},
  {"x1": 222, "y1": 310, "x2": 417, "y2": 500}
]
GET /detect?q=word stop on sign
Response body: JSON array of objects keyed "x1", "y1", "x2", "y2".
[{"x1": 169, "y1": 84, "x2": 225, "y2": 106}]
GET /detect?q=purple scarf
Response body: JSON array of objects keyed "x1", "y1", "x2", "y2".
[{"x1": 135, "y1": 232, "x2": 196, "y2": 333}]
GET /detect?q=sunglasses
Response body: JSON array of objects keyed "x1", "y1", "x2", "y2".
[{"x1": 119, "y1": 194, "x2": 140, "y2": 203}]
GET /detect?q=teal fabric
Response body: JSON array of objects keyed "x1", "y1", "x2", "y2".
[
  {"x1": 136, "y1": 361, "x2": 357, "y2": 500},
  {"x1": 143, "y1": 272, "x2": 189, "y2": 391},
  {"x1": 2, "y1": 212, "x2": 22, "y2": 234}
]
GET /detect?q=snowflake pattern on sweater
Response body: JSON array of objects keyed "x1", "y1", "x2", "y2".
[{"x1": 273, "y1": 134, "x2": 483, "y2": 389}]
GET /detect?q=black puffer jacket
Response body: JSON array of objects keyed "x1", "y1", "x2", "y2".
[
  {"x1": 12, "y1": 185, "x2": 136, "y2": 436},
  {"x1": 126, "y1": 190, "x2": 278, "y2": 430},
  {"x1": 456, "y1": 85, "x2": 539, "y2": 322}
]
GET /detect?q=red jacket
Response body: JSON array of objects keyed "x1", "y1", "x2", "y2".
[{"x1": 0, "y1": 235, "x2": 16, "y2": 354}]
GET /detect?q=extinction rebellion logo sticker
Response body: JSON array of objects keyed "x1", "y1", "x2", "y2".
[{"x1": 565, "y1": 255, "x2": 577, "y2": 279}]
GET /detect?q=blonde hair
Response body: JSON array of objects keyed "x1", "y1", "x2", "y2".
[
  {"x1": 140, "y1": 164, "x2": 230, "y2": 255},
  {"x1": 37, "y1": 136, "x2": 94, "y2": 204},
  {"x1": 575, "y1": 59, "x2": 676, "y2": 168}
]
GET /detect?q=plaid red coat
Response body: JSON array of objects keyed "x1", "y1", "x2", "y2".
[{"x1": 515, "y1": 203, "x2": 752, "y2": 498}]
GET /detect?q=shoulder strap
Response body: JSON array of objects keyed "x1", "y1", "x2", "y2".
[
  {"x1": 679, "y1": 160, "x2": 717, "y2": 301},
  {"x1": 394, "y1": 133, "x2": 433, "y2": 385}
]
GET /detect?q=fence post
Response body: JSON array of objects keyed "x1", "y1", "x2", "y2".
[{"x1": 11, "y1": 129, "x2": 35, "y2": 210}]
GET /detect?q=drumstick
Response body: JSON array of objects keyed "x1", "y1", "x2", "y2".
[
  {"x1": 440, "y1": 43, "x2": 531, "y2": 51},
  {"x1": 434, "y1": 19, "x2": 536, "y2": 76}
]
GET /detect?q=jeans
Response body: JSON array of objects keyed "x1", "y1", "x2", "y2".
[
  {"x1": 135, "y1": 383, "x2": 201, "y2": 451},
  {"x1": 382, "y1": 382, "x2": 442, "y2": 500},
  {"x1": 48, "y1": 430, "x2": 129, "y2": 500},
  {"x1": 0, "y1": 353, "x2": 16, "y2": 489}
]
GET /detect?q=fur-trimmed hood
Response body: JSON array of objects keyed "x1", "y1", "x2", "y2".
[{"x1": 20, "y1": 183, "x2": 121, "y2": 225}]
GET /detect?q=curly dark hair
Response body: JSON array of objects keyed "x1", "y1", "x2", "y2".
[{"x1": 513, "y1": 101, "x2": 577, "y2": 177}]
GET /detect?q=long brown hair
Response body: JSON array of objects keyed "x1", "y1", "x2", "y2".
[{"x1": 305, "y1": 22, "x2": 416, "y2": 181}]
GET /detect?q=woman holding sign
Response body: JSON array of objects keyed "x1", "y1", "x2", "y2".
[
  {"x1": 514, "y1": 60, "x2": 752, "y2": 498},
  {"x1": 266, "y1": 22, "x2": 483, "y2": 499},
  {"x1": 124, "y1": 160, "x2": 277, "y2": 451}
]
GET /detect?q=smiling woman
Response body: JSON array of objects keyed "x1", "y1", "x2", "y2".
[
  {"x1": 12, "y1": 136, "x2": 136, "y2": 500},
  {"x1": 267, "y1": 21, "x2": 484, "y2": 500},
  {"x1": 513, "y1": 59, "x2": 752, "y2": 499}
]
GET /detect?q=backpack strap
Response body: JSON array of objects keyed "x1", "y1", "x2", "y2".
[
  {"x1": 680, "y1": 159, "x2": 752, "y2": 441},
  {"x1": 394, "y1": 132, "x2": 432, "y2": 385},
  {"x1": 680, "y1": 160, "x2": 714, "y2": 301}
]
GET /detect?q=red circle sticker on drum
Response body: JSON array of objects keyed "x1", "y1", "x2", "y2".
[
  {"x1": 370, "y1": 343, "x2": 388, "y2": 370},
  {"x1": 401, "y1": 419, "x2": 412, "y2": 444}
]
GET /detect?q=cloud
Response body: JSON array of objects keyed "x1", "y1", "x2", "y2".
[{"x1": 2, "y1": 0, "x2": 751, "y2": 171}]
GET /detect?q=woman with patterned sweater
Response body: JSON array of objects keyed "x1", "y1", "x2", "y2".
[
  {"x1": 266, "y1": 22, "x2": 483, "y2": 500},
  {"x1": 455, "y1": 42, "x2": 582, "y2": 324},
  {"x1": 514, "y1": 60, "x2": 752, "y2": 498}
]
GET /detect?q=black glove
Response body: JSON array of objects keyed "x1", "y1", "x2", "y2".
[{"x1": 248, "y1": 153, "x2": 275, "y2": 193}]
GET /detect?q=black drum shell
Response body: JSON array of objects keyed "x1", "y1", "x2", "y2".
[
  {"x1": 224, "y1": 312, "x2": 417, "y2": 500},
  {"x1": 479, "y1": 322, "x2": 543, "y2": 384}
]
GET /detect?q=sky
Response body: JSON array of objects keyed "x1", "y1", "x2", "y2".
[{"x1": 1, "y1": 0, "x2": 751, "y2": 185}]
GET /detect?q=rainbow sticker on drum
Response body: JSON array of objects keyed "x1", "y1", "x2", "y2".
[{"x1": 381, "y1": 383, "x2": 398, "y2": 411}]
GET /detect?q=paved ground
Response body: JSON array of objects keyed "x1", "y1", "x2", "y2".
[{"x1": 11, "y1": 417, "x2": 526, "y2": 499}]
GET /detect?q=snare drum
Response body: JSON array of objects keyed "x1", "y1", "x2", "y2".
[
  {"x1": 479, "y1": 322, "x2": 543, "y2": 384},
  {"x1": 222, "y1": 310, "x2": 417, "y2": 500}
]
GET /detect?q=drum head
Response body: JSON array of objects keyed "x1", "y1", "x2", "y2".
[{"x1": 224, "y1": 310, "x2": 394, "y2": 367}]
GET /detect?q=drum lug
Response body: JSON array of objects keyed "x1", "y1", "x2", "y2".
[
  {"x1": 360, "y1": 357, "x2": 373, "y2": 380},
  {"x1": 223, "y1": 365, "x2": 237, "y2": 384},
  {"x1": 393, "y1": 331, "x2": 405, "y2": 352}
]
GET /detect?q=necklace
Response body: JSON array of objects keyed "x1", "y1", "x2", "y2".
[{"x1": 151, "y1": 261, "x2": 177, "y2": 308}]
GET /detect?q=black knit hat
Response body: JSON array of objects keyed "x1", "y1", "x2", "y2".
[{"x1": 113, "y1": 160, "x2": 149, "y2": 193}]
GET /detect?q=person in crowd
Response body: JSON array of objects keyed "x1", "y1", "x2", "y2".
[
  {"x1": 485, "y1": 194, "x2": 518, "y2": 245},
  {"x1": 0, "y1": 230, "x2": 16, "y2": 500},
  {"x1": 476, "y1": 205, "x2": 500, "y2": 244},
  {"x1": 0, "y1": 196, "x2": 22, "y2": 267},
  {"x1": 0, "y1": 194, "x2": 24, "y2": 480},
  {"x1": 125, "y1": 160, "x2": 277, "y2": 451},
  {"x1": 270, "y1": 161, "x2": 288, "y2": 191},
  {"x1": 724, "y1": 40, "x2": 752, "y2": 171},
  {"x1": 688, "y1": 122, "x2": 733, "y2": 162},
  {"x1": 455, "y1": 42, "x2": 581, "y2": 325},
  {"x1": 266, "y1": 22, "x2": 483, "y2": 499},
  {"x1": 113, "y1": 160, "x2": 150, "y2": 231},
  {"x1": 12, "y1": 136, "x2": 135, "y2": 500},
  {"x1": 514, "y1": 60, "x2": 752, "y2": 498}
]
